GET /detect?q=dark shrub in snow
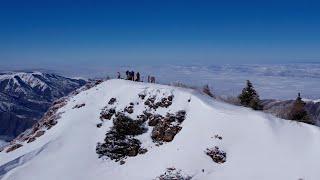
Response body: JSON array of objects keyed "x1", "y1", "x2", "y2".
[
  {"x1": 113, "y1": 113, "x2": 147, "y2": 136},
  {"x1": 96, "y1": 113, "x2": 147, "y2": 161},
  {"x1": 144, "y1": 95, "x2": 174, "y2": 110},
  {"x1": 206, "y1": 146, "x2": 226, "y2": 164},
  {"x1": 96, "y1": 130, "x2": 142, "y2": 161},
  {"x1": 175, "y1": 110, "x2": 186, "y2": 123},
  {"x1": 124, "y1": 105, "x2": 134, "y2": 114},
  {"x1": 151, "y1": 110, "x2": 186, "y2": 143},
  {"x1": 137, "y1": 114, "x2": 149, "y2": 123},
  {"x1": 155, "y1": 168, "x2": 192, "y2": 180},
  {"x1": 148, "y1": 114, "x2": 163, "y2": 126},
  {"x1": 108, "y1": 98, "x2": 117, "y2": 105},
  {"x1": 72, "y1": 103, "x2": 86, "y2": 109},
  {"x1": 6, "y1": 144, "x2": 23, "y2": 153},
  {"x1": 138, "y1": 93, "x2": 146, "y2": 100},
  {"x1": 158, "y1": 96, "x2": 174, "y2": 108},
  {"x1": 100, "y1": 108, "x2": 116, "y2": 120},
  {"x1": 152, "y1": 121, "x2": 182, "y2": 142},
  {"x1": 27, "y1": 130, "x2": 45, "y2": 143}
]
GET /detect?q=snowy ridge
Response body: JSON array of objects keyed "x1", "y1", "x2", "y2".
[
  {"x1": 303, "y1": 98, "x2": 320, "y2": 103},
  {"x1": 0, "y1": 79, "x2": 320, "y2": 180},
  {"x1": 0, "y1": 72, "x2": 47, "y2": 92},
  {"x1": 0, "y1": 71, "x2": 85, "y2": 97},
  {"x1": 0, "y1": 71, "x2": 86, "y2": 141}
]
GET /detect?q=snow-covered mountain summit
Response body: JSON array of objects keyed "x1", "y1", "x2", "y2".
[
  {"x1": 1, "y1": 79, "x2": 320, "y2": 180},
  {"x1": 0, "y1": 71, "x2": 85, "y2": 100}
]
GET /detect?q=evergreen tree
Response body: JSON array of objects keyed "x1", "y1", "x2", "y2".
[
  {"x1": 238, "y1": 80, "x2": 263, "y2": 110},
  {"x1": 288, "y1": 93, "x2": 312, "y2": 124}
]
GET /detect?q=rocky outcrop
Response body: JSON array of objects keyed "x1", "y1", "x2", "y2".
[
  {"x1": 205, "y1": 146, "x2": 226, "y2": 164},
  {"x1": 96, "y1": 113, "x2": 147, "y2": 162},
  {"x1": 155, "y1": 168, "x2": 192, "y2": 180},
  {"x1": 97, "y1": 91, "x2": 187, "y2": 162},
  {"x1": 151, "y1": 111, "x2": 186, "y2": 143},
  {"x1": 113, "y1": 113, "x2": 147, "y2": 136},
  {"x1": 5, "y1": 143, "x2": 23, "y2": 153},
  {"x1": 100, "y1": 108, "x2": 116, "y2": 120},
  {"x1": 96, "y1": 130, "x2": 142, "y2": 161},
  {"x1": 72, "y1": 103, "x2": 85, "y2": 109},
  {"x1": 144, "y1": 95, "x2": 174, "y2": 110},
  {"x1": 108, "y1": 98, "x2": 117, "y2": 105}
]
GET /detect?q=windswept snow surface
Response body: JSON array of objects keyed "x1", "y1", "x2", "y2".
[{"x1": 1, "y1": 80, "x2": 320, "y2": 180}]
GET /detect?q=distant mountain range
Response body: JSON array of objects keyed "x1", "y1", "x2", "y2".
[{"x1": 0, "y1": 71, "x2": 86, "y2": 141}]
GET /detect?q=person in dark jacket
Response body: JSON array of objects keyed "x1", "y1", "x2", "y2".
[
  {"x1": 150, "y1": 76, "x2": 156, "y2": 83},
  {"x1": 131, "y1": 71, "x2": 135, "y2": 81},
  {"x1": 136, "y1": 72, "x2": 140, "y2": 82},
  {"x1": 126, "y1": 71, "x2": 130, "y2": 80},
  {"x1": 117, "y1": 72, "x2": 121, "y2": 79}
]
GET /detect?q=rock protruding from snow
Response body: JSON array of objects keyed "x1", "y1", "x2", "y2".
[
  {"x1": 96, "y1": 91, "x2": 186, "y2": 162},
  {"x1": 155, "y1": 168, "x2": 192, "y2": 180},
  {"x1": 113, "y1": 113, "x2": 147, "y2": 136},
  {"x1": 205, "y1": 146, "x2": 227, "y2": 164},
  {"x1": 151, "y1": 111, "x2": 186, "y2": 143},
  {"x1": 96, "y1": 130, "x2": 142, "y2": 161},
  {"x1": 100, "y1": 108, "x2": 116, "y2": 120}
]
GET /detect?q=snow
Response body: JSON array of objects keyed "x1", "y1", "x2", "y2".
[
  {"x1": 0, "y1": 141, "x2": 6, "y2": 148},
  {"x1": 19, "y1": 73, "x2": 48, "y2": 91},
  {"x1": 1, "y1": 79, "x2": 320, "y2": 180},
  {"x1": 0, "y1": 72, "x2": 49, "y2": 93},
  {"x1": 303, "y1": 98, "x2": 320, "y2": 103}
]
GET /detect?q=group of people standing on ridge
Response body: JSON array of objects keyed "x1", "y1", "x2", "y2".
[{"x1": 117, "y1": 71, "x2": 156, "y2": 83}]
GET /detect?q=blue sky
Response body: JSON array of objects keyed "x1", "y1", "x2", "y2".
[{"x1": 0, "y1": 0, "x2": 320, "y2": 68}]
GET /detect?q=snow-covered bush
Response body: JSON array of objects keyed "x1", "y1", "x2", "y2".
[
  {"x1": 96, "y1": 130, "x2": 142, "y2": 161},
  {"x1": 100, "y1": 108, "x2": 116, "y2": 120},
  {"x1": 155, "y1": 168, "x2": 192, "y2": 180},
  {"x1": 205, "y1": 146, "x2": 226, "y2": 164},
  {"x1": 151, "y1": 111, "x2": 186, "y2": 143},
  {"x1": 113, "y1": 113, "x2": 147, "y2": 136}
]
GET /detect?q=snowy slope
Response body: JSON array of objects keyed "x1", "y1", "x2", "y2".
[
  {"x1": 0, "y1": 141, "x2": 6, "y2": 148},
  {"x1": 1, "y1": 79, "x2": 320, "y2": 180}
]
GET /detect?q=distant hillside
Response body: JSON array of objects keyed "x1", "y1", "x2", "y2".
[
  {"x1": 262, "y1": 99, "x2": 320, "y2": 126},
  {"x1": 0, "y1": 71, "x2": 86, "y2": 141}
]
